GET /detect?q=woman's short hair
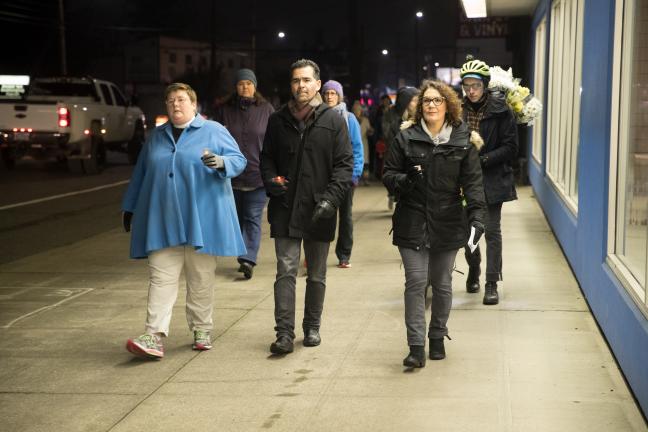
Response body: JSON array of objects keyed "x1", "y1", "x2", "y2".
[
  {"x1": 414, "y1": 80, "x2": 463, "y2": 127},
  {"x1": 165, "y1": 82, "x2": 197, "y2": 104}
]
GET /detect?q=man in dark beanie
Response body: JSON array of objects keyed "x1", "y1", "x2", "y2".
[
  {"x1": 214, "y1": 68, "x2": 274, "y2": 280},
  {"x1": 260, "y1": 59, "x2": 353, "y2": 355}
]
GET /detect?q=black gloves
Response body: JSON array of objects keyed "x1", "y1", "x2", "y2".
[
  {"x1": 471, "y1": 221, "x2": 485, "y2": 244},
  {"x1": 201, "y1": 152, "x2": 225, "y2": 170},
  {"x1": 406, "y1": 164, "x2": 424, "y2": 185},
  {"x1": 266, "y1": 176, "x2": 288, "y2": 197},
  {"x1": 123, "y1": 211, "x2": 133, "y2": 232},
  {"x1": 311, "y1": 199, "x2": 336, "y2": 224}
]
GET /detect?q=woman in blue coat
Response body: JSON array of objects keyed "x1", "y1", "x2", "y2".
[{"x1": 121, "y1": 82, "x2": 247, "y2": 360}]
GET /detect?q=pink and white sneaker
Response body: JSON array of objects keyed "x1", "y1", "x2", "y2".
[{"x1": 126, "y1": 334, "x2": 164, "y2": 359}]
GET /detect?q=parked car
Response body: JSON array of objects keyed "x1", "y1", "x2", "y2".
[{"x1": 0, "y1": 76, "x2": 146, "y2": 174}]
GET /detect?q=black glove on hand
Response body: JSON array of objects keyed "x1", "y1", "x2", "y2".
[
  {"x1": 123, "y1": 211, "x2": 133, "y2": 233},
  {"x1": 471, "y1": 221, "x2": 485, "y2": 244},
  {"x1": 266, "y1": 176, "x2": 288, "y2": 197},
  {"x1": 201, "y1": 152, "x2": 225, "y2": 169},
  {"x1": 311, "y1": 199, "x2": 336, "y2": 224},
  {"x1": 406, "y1": 164, "x2": 424, "y2": 185}
]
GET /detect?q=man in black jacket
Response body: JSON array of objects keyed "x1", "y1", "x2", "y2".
[
  {"x1": 260, "y1": 59, "x2": 353, "y2": 354},
  {"x1": 460, "y1": 56, "x2": 518, "y2": 305}
]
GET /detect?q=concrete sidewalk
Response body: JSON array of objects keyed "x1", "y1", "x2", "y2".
[{"x1": 0, "y1": 184, "x2": 646, "y2": 432}]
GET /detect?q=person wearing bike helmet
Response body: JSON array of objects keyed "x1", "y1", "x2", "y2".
[{"x1": 460, "y1": 55, "x2": 518, "y2": 306}]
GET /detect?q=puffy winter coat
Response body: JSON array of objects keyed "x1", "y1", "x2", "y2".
[
  {"x1": 383, "y1": 121, "x2": 485, "y2": 251},
  {"x1": 260, "y1": 103, "x2": 353, "y2": 242},
  {"x1": 464, "y1": 90, "x2": 518, "y2": 204}
]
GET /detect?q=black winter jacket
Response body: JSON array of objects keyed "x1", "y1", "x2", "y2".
[
  {"x1": 260, "y1": 102, "x2": 353, "y2": 242},
  {"x1": 464, "y1": 90, "x2": 518, "y2": 204},
  {"x1": 383, "y1": 122, "x2": 486, "y2": 251}
]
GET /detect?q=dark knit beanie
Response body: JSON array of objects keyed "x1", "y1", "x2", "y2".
[{"x1": 236, "y1": 68, "x2": 257, "y2": 87}]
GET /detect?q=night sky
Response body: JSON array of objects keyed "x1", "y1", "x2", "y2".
[{"x1": 2, "y1": 0, "x2": 527, "y2": 104}]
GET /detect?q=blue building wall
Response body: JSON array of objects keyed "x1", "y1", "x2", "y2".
[{"x1": 529, "y1": 0, "x2": 648, "y2": 416}]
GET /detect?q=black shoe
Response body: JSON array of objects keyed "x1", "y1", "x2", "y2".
[
  {"x1": 429, "y1": 337, "x2": 447, "y2": 360},
  {"x1": 238, "y1": 262, "x2": 253, "y2": 279},
  {"x1": 403, "y1": 345, "x2": 426, "y2": 368},
  {"x1": 303, "y1": 328, "x2": 321, "y2": 347},
  {"x1": 466, "y1": 266, "x2": 480, "y2": 293},
  {"x1": 270, "y1": 336, "x2": 294, "y2": 354},
  {"x1": 483, "y1": 281, "x2": 499, "y2": 305}
]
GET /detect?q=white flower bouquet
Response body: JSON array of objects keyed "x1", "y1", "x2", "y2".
[{"x1": 488, "y1": 66, "x2": 543, "y2": 126}]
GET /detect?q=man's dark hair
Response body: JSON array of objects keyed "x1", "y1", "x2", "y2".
[{"x1": 290, "y1": 59, "x2": 320, "y2": 80}]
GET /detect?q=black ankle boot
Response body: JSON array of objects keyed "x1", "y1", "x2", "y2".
[
  {"x1": 483, "y1": 281, "x2": 499, "y2": 305},
  {"x1": 466, "y1": 265, "x2": 480, "y2": 293},
  {"x1": 429, "y1": 336, "x2": 449, "y2": 360},
  {"x1": 403, "y1": 345, "x2": 426, "y2": 368}
]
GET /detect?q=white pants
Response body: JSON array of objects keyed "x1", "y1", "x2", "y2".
[{"x1": 145, "y1": 246, "x2": 217, "y2": 336}]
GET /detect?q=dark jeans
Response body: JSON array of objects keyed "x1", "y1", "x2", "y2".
[
  {"x1": 273, "y1": 237, "x2": 330, "y2": 339},
  {"x1": 233, "y1": 187, "x2": 267, "y2": 265},
  {"x1": 335, "y1": 186, "x2": 355, "y2": 262},
  {"x1": 464, "y1": 202, "x2": 503, "y2": 282}
]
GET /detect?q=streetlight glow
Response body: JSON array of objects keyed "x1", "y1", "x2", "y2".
[
  {"x1": 434, "y1": 62, "x2": 440, "y2": 67},
  {"x1": 416, "y1": 11, "x2": 423, "y2": 18},
  {"x1": 277, "y1": 31, "x2": 285, "y2": 38},
  {"x1": 382, "y1": 49, "x2": 389, "y2": 55}
]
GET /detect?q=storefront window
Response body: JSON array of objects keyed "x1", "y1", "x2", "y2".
[{"x1": 613, "y1": 0, "x2": 648, "y2": 299}]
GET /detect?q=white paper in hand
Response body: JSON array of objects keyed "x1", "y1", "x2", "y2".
[{"x1": 467, "y1": 226, "x2": 478, "y2": 253}]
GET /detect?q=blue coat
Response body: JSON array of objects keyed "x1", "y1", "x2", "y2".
[
  {"x1": 122, "y1": 115, "x2": 247, "y2": 258},
  {"x1": 346, "y1": 113, "x2": 365, "y2": 182}
]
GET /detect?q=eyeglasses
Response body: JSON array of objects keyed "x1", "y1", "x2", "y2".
[
  {"x1": 166, "y1": 97, "x2": 190, "y2": 105},
  {"x1": 462, "y1": 83, "x2": 484, "y2": 91},
  {"x1": 422, "y1": 96, "x2": 446, "y2": 107}
]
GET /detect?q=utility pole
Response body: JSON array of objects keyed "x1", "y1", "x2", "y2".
[
  {"x1": 209, "y1": 0, "x2": 217, "y2": 105},
  {"x1": 58, "y1": 0, "x2": 67, "y2": 75}
]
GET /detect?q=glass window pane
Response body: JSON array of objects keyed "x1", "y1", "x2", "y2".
[{"x1": 617, "y1": 0, "x2": 648, "y2": 289}]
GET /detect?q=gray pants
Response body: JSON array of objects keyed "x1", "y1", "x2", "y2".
[
  {"x1": 274, "y1": 237, "x2": 330, "y2": 339},
  {"x1": 398, "y1": 247, "x2": 458, "y2": 345}
]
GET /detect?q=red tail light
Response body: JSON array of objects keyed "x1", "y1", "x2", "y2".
[{"x1": 58, "y1": 107, "x2": 70, "y2": 128}]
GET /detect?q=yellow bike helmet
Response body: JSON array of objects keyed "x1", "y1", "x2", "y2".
[{"x1": 460, "y1": 55, "x2": 490, "y2": 86}]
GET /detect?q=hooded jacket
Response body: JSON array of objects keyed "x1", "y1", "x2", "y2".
[
  {"x1": 464, "y1": 90, "x2": 518, "y2": 204},
  {"x1": 383, "y1": 121, "x2": 486, "y2": 251},
  {"x1": 381, "y1": 87, "x2": 419, "y2": 150},
  {"x1": 260, "y1": 102, "x2": 353, "y2": 242}
]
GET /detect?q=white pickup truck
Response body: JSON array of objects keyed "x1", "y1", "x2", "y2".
[{"x1": 0, "y1": 76, "x2": 146, "y2": 174}]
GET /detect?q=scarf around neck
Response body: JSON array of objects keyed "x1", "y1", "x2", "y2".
[{"x1": 288, "y1": 93, "x2": 323, "y2": 123}]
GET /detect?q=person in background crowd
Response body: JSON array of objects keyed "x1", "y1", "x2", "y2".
[
  {"x1": 321, "y1": 80, "x2": 364, "y2": 269},
  {"x1": 260, "y1": 59, "x2": 353, "y2": 355},
  {"x1": 369, "y1": 95, "x2": 392, "y2": 178},
  {"x1": 214, "y1": 68, "x2": 275, "y2": 279},
  {"x1": 382, "y1": 86, "x2": 420, "y2": 210},
  {"x1": 460, "y1": 56, "x2": 518, "y2": 305},
  {"x1": 352, "y1": 100, "x2": 374, "y2": 185},
  {"x1": 383, "y1": 80, "x2": 485, "y2": 368},
  {"x1": 122, "y1": 82, "x2": 247, "y2": 359}
]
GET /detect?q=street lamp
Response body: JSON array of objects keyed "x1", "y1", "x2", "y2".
[
  {"x1": 415, "y1": 11, "x2": 423, "y2": 85},
  {"x1": 277, "y1": 31, "x2": 286, "y2": 38},
  {"x1": 382, "y1": 49, "x2": 389, "y2": 55}
]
